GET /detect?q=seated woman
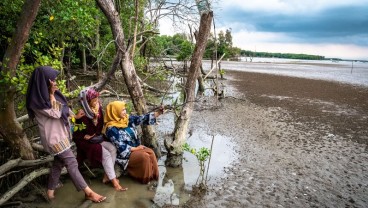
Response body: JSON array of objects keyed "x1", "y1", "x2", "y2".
[
  {"x1": 102, "y1": 101, "x2": 162, "y2": 184},
  {"x1": 72, "y1": 88, "x2": 127, "y2": 191}
]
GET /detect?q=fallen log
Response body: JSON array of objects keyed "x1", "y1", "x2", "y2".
[
  {"x1": 0, "y1": 167, "x2": 66, "y2": 206},
  {"x1": 0, "y1": 156, "x2": 53, "y2": 176}
]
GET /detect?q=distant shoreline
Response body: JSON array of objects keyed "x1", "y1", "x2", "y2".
[{"x1": 202, "y1": 59, "x2": 368, "y2": 87}]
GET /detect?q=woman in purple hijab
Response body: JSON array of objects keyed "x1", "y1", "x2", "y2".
[{"x1": 26, "y1": 66, "x2": 106, "y2": 203}]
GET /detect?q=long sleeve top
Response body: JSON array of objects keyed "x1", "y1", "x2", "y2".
[
  {"x1": 104, "y1": 112, "x2": 156, "y2": 169},
  {"x1": 72, "y1": 106, "x2": 104, "y2": 167},
  {"x1": 32, "y1": 101, "x2": 71, "y2": 155}
]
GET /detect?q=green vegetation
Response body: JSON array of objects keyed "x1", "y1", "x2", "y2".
[
  {"x1": 153, "y1": 29, "x2": 326, "y2": 61},
  {"x1": 183, "y1": 143, "x2": 211, "y2": 186},
  {"x1": 241, "y1": 50, "x2": 325, "y2": 60},
  {"x1": 204, "y1": 29, "x2": 241, "y2": 59}
]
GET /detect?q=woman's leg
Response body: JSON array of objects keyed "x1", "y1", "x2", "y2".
[
  {"x1": 101, "y1": 146, "x2": 116, "y2": 181},
  {"x1": 101, "y1": 141, "x2": 117, "y2": 163},
  {"x1": 58, "y1": 149, "x2": 106, "y2": 202},
  {"x1": 47, "y1": 155, "x2": 64, "y2": 199},
  {"x1": 101, "y1": 141, "x2": 115, "y2": 184},
  {"x1": 100, "y1": 143, "x2": 127, "y2": 191},
  {"x1": 100, "y1": 141, "x2": 117, "y2": 183},
  {"x1": 58, "y1": 149, "x2": 87, "y2": 191}
]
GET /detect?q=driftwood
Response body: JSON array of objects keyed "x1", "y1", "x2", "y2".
[
  {"x1": 15, "y1": 114, "x2": 29, "y2": 123},
  {"x1": 0, "y1": 167, "x2": 67, "y2": 206},
  {"x1": 203, "y1": 53, "x2": 225, "y2": 79},
  {"x1": 31, "y1": 143, "x2": 46, "y2": 152},
  {"x1": 142, "y1": 82, "x2": 166, "y2": 94},
  {"x1": 0, "y1": 156, "x2": 53, "y2": 176}
]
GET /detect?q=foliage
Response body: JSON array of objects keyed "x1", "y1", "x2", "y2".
[
  {"x1": 145, "y1": 33, "x2": 194, "y2": 62},
  {"x1": 176, "y1": 40, "x2": 193, "y2": 61},
  {"x1": 0, "y1": 0, "x2": 24, "y2": 59},
  {"x1": 56, "y1": 79, "x2": 84, "y2": 98},
  {"x1": 70, "y1": 116, "x2": 87, "y2": 132},
  {"x1": 203, "y1": 33, "x2": 216, "y2": 58},
  {"x1": 183, "y1": 143, "x2": 211, "y2": 185},
  {"x1": 124, "y1": 100, "x2": 134, "y2": 114},
  {"x1": 133, "y1": 55, "x2": 148, "y2": 71},
  {"x1": 0, "y1": 43, "x2": 64, "y2": 109},
  {"x1": 1, "y1": 42, "x2": 83, "y2": 110},
  {"x1": 219, "y1": 69, "x2": 225, "y2": 76},
  {"x1": 118, "y1": 0, "x2": 147, "y2": 40},
  {"x1": 241, "y1": 50, "x2": 325, "y2": 60},
  {"x1": 145, "y1": 35, "x2": 174, "y2": 57}
]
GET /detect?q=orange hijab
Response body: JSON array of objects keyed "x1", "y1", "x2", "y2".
[{"x1": 102, "y1": 101, "x2": 129, "y2": 134}]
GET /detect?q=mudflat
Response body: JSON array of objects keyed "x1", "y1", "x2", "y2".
[{"x1": 185, "y1": 69, "x2": 368, "y2": 207}]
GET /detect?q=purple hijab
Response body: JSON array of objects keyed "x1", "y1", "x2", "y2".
[{"x1": 26, "y1": 66, "x2": 70, "y2": 126}]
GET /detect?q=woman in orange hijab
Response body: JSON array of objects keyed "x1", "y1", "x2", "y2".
[{"x1": 103, "y1": 101, "x2": 163, "y2": 184}]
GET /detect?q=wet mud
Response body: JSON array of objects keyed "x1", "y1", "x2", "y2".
[
  {"x1": 26, "y1": 67, "x2": 368, "y2": 208},
  {"x1": 185, "y1": 70, "x2": 368, "y2": 207}
]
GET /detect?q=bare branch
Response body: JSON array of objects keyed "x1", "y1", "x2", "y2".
[
  {"x1": 0, "y1": 156, "x2": 53, "y2": 176},
  {"x1": 203, "y1": 53, "x2": 225, "y2": 79},
  {"x1": 15, "y1": 115, "x2": 29, "y2": 123},
  {"x1": 0, "y1": 167, "x2": 67, "y2": 206}
]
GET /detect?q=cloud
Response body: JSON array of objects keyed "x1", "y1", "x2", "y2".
[
  {"x1": 212, "y1": 0, "x2": 368, "y2": 59},
  {"x1": 220, "y1": 5, "x2": 368, "y2": 37},
  {"x1": 220, "y1": 0, "x2": 368, "y2": 15},
  {"x1": 230, "y1": 30, "x2": 368, "y2": 59},
  {"x1": 159, "y1": 0, "x2": 368, "y2": 59}
]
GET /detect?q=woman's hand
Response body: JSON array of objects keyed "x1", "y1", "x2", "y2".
[
  {"x1": 84, "y1": 133, "x2": 95, "y2": 140},
  {"x1": 131, "y1": 145, "x2": 145, "y2": 152},
  {"x1": 75, "y1": 109, "x2": 85, "y2": 119},
  {"x1": 49, "y1": 79, "x2": 58, "y2": 95},
  {"x1": 154, "y1": 105, "x2": 165, "y2": 118},
  {"x1": 49, "y1": 79, "x2": 58, "y2": 102}
]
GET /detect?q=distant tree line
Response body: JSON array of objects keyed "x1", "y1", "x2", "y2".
[
  {"x1": 241, "y1": 50, "x2": 325, "y2": 60},
  {"x1": 151, "y1": 29, "x2": 242, "y2": 62},
  {"x1": 153, "y1": 30, "x2": 328, "y2": 61}
]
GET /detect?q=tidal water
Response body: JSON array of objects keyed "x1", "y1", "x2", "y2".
[
  {"x1": 28, "y1": 58, "x2": 368, "y2": 207},
  {"x1": 203, "y1": 58, "x2": 368, "y2": 87},
  {"x1": 31, "y1": 111, "x2": 237, "y2": 208}
]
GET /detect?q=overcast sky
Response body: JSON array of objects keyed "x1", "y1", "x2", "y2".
[{"x1": 160, "y1": 0, "x2": 368, "y2": 60}]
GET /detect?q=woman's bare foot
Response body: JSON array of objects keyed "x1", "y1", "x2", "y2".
[
  {"x1": 47, "y1": 189, "x2": 55, "y2": 200},
  {"x1": 85, "y1": 191, "x2": 106, "y2": 203},
  {"x1": 111, "y1": 178, "x2": 128, "y2": 192}
]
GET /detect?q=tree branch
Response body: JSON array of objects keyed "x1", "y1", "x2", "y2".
[
  {"x1": 0, "y1": 167, "x2": 67, "y2": 206},
  {"x1": 0, "y1": 156, "x2": 53, "y2": 176}
]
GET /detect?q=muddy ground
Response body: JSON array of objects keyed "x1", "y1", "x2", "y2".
[
  {"x1": 183, "y1": 70, "x2": 368, "y2": 207},
  {"x1": 17, "y1": 68, "x2": 368, "y2": 208}
]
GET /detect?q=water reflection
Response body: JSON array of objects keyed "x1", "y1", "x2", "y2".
[
  {"x1": 29, "y1": 129, "x2": 236, "y2": 207},
  {"x1": 183, "y1": 131, "x2": 237, "y2": 187},
  {"x1": 153, "y1": 163, "x2": 185, "y2": 207}
]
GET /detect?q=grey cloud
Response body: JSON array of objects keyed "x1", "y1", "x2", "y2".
[{"x1": 219, "y1": 5, "x2": 368, "y2": 45}]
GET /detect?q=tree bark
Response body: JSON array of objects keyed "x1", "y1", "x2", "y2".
[
  {"x1": 197, "y1": 75, "x2": 205, "y2": 94},
  {"x1": 165, "y1": 11, "x2": 213, "y2": 167},
  {"x1": 0, "y1": 0, "x2": 41, "y2": 160},
  {"x1": 82, "y1": 47, "x2": 87, "y2": 73},
  {"x1": 95, "y1": 0, "x2": 161, "y2": 157}
]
